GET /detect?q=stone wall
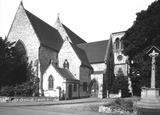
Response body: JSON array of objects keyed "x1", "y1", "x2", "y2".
[
  {"x1": 43, "y1": 64, "x2": 65, "y2": 97},
  {"x1": 91, "y1": 63, "x2": 106, "y2": 71},
  {"x1": 7, "y1": 4, "x2": 40, "y2": 65},
  {"x1": 39, "y1": 46, "x2": 58, "y2": 75},
  {"x1": 0, "y1": 96, "x2": 59, "y2": 103},
  {"x1": 39, "y1": 46, "x2": 58, "y2": 95},
  {"x1": 111, "y1": 32, "x2": 129, "y2": 76},
  {"x1": 65, "y1": 83, "x2": 79, "y2": 99},
  {"x1": 79, "y1": 66, "x2": 91, "y2": 97},
  {"x1": 58, "y1": 41, "x2": 81, "y2": 80}
]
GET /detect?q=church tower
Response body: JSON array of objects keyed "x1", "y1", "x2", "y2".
[{"x1": 111, "y1": 31, "x2": 129, "y2": 76}]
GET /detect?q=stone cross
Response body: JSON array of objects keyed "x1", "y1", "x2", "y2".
[{"x1": 149, "y1": 50, "x2": 159, "y2": 88}]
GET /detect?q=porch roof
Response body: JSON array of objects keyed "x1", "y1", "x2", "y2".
[{"x1": 56, "y1": 67, "x2": 79, "y2": 82}]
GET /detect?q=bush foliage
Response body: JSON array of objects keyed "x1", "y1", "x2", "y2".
[
  {"x1": 0, "y1": 80, "x2": 36, "y2": 97},
  {"x1": 0, "y1": 37, "x2": 37, "y2": 97},
  {"x1": 122, "y1": 0, "x2": 160, "y2": 94},
  {"x1": 111, "y1": 69, "x2": 130, "y2": 97},
  {"x1": 104, "y1": 98, "x2": 134, "y2": 111}
]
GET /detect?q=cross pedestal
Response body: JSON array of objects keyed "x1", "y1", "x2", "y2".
[{"x1": 135, "y1": 48, "x2": 160, "y2": 109}]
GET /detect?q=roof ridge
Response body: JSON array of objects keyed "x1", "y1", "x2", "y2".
[
  {"x1": 78, "y1": 39, "x2": 109, "y2": 45},
  {"x1": 24, "y1": 9, "x2": 56, "y2": 31},
  {"x1": 23, "y1": 9, "x2": 63, "y2": 51},
  {"x1": 77, "y1": 40, "x2": 109, "y2": 63},
  {"x1": 111, "y1": 31, "x2": 126, "y2": 35},
  {"x1": 69, "y1": 42, "x2": 92, "y2": 69},
  {"x1": 62, "y1": 24, "x2": 87, "y2": 44},
  {"x1": 56, "y1": 67, "x2": 77, "y2": 80},
  {"x1": 55, "y1": 67, "x2": 66, "y2": 79}
]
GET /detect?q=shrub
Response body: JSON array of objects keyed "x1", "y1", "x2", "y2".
[
  {"x1": 0, "y1": 80, "x2": 36, "y2": 97},
  {"x1": 0, "y1": 86, "x2": 15, "y2": 96},
  {"x1": 111, "y1": 69, "x2": 130, "y2": 97},
  {"x1": 104, "y1": 98, "x2": 134, "y2": 111}
]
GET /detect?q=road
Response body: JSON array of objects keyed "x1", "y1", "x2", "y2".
[{"x1": 0, "y1": 97, "x2": 114, "y2": 115}]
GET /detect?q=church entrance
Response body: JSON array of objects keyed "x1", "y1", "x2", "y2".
[
  {"x1": 68, "y1": 84, "x2": 72, "y2": 99},
  {"x1": 90, "y1": 79, "x2": 99, "y2": 97}
]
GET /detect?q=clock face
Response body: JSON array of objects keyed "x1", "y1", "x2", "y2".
[{"x1": 117, "y1": 55, "x2": 123, "y2": 61}]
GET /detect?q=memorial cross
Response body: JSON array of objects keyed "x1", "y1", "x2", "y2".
[{"x1": 149, "y1": 50, "x2": 159, "y2": 88}]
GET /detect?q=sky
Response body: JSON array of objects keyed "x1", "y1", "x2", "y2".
[{"x1": 0, "y1": 0, "x2": 156, "y2": 42}]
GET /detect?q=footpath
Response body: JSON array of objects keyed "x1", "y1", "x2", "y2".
[
  {"x1": 0, "y1": 97, "x2": 113, "y2": 107},
  {"x1": 0, "y1": 96, "x2": 139, "y2": 107}
]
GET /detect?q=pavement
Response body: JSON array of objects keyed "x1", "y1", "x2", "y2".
[
  {"x1": 0, "y1": 97, "x2": 140, "y2": 115},
  {"x1": 0, "y1": 97, "x2": 113, "y2": 107},
  {"x1": 0, "y1": 96, "x2": 140, "y2": 107}
]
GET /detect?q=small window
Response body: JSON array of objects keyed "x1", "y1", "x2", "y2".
[
  {"x1": 74, "y1": 84, "x2": 77, "y2": 92},
  {"x1": 63, "y1": 59, "x2": 69, "y2": 69},
  {"x1": 83, "y1": 82, "x2": 87, "y2": 91},
  {"x1": 48, "y1": 75, "x2": 54, "y2": 89}
]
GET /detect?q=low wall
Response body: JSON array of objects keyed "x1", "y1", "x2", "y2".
[
  {"x1": 0, "y1": 96, "x2": 59, "y2": 103},
  {"x1": 109, "y1": 91, "x2": 121, "y2": 98},
  {"x1": 0, "y1": 96, "x2": 10, "y2": 103},
  {"x1": 137, "y1": 108, "x2": 160, "y2": 115},
  {"x1": 99, "y1": 105, "x2": 137, "y2": 115}
]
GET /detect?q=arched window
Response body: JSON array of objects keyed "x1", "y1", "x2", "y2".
[
  {"x1": 63, "y1": 59, "x2": 69, "y2": 69},
  {"x1": 48, "y1": 75, "x2": 54, "y2": 89},
  {"x1": 15, "y1": 40, "x2": 27, "y2": 62},
  {"x1": 115, "y1": 38, "x2": 120, "y2": 49}
]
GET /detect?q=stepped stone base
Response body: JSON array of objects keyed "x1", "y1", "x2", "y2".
[
  {"x1": 135, "y1": 97, "x2": 160, "y2": 109},
  {"x1": 135, "y1": 88, "x2": 160, "y2": 109}
]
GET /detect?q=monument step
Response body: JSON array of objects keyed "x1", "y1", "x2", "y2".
[{"x1": 135, "y1": 99, "x2": 160, "y2": 109}]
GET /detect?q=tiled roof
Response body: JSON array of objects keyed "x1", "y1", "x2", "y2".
[
  {"x1": 70, "y1": 43, "x2": 92, "y2": 69},
  {"x1": 25, "y1": 10, "x2": 63, "y2": 51},
  {"x1": 78, "y1": 40, "x2": 109, "y2": 63},
  {"x1": 62, "y1": 24, "x2": 86, "y2": 44},
  {"x1": 56, "y1": 67, "x2": 78, "y2": 81}
]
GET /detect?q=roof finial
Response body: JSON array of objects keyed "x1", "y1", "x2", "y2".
[
  {"x1": 20, "y1": 0, "x2": 23, "y2": 6},
  {"x1": 57, "y1": 13, "x2": 60, "y2": 20}
]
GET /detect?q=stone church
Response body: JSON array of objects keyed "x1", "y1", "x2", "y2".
[{"x1": 7, "y1": 2, "x2": 129, "y2": 99}]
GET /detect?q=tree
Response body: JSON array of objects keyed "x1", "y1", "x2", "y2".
[
  {"x1": 0, "y1": 37, "x2": 16, "y2": 87},
  {"x1": 0, "y1": 37, "x2": 36, "y2": 96},
  {"x1": 122, "y1": 1, "x2": 160, "y2": 91},
  {"x1": 111, "y1": 69, "x2": 130, "y2": 97}
]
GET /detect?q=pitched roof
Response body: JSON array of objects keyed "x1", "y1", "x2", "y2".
[
  {"x1": 70, "y1": 43, "x2": 92, "y2": 69},
  {"x1": 56, "y1": 67, "x2": 78, "y2": 81},
  {"x1": 62, "y1": 24, "x2": 86, "y2": 44},
  {"x1": 78, "y1": 40, "x2": 109, "y2": 63},
  {"x1": 25, "y1": 9, "x2": 63, "y2": 51}
]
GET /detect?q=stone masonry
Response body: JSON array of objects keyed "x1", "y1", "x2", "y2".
[
  {"x1": 7, "y1": 4, "x2": 40, "y2": 65},
  {"x1": 58, "y1": 41, "x2": 81, "y2": 80}
]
